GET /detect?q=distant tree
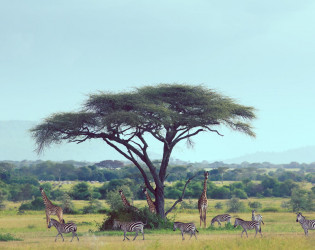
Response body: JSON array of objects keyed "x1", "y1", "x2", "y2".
[
  {"x1": 31, "y1": 84, "x2": 256, "y2": 218},
  {"x1": 226, "y1": 197, "x2": 246, "y2": 212},
  {"x1": 71, "y1": 182, "x2": 91, "y2": 200}
]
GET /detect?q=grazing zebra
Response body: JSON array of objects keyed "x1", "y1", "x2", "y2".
[
  {"x1": 211, "y1": 214, "x2": 232, "y2": 226},
  {"x1": 173, "y1": 222, "x2": 199, "y2": 240},
  {"x1": 48, "y1": 218, "x2": 79, "y2": 242},
  {"x1": 252, "y1": 210, "x2": 264, "y2": 226},
  {"x1": 198, "y1": 171, "x2": 209, "y2": 228},
  {"x1": 234, "y1": 218, "x2": 262, "y2": 238},
  {"x1": 296, "y1": 212, "x2": 315, "y2": 236},
  {"x1": 40, "y1": 187, "x2": 64, "y2": 227},
  {"x1": 113, "y1": 220, "x2": 145, "y2": 241}
]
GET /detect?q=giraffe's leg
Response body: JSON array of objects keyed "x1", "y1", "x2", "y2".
[
  {"x1": 199, "y1": 210, "x2": 202, "y2": 227},
  {"x1": 46, "y1": 212, "x2": 50, "y2": 228},
  {"x1": 203, "y1": 209, "x2": 207, "y2": 227}
]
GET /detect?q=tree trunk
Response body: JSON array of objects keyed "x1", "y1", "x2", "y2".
[{"x1": 155, "y1": 184, "x2": 165, "y2": 218}]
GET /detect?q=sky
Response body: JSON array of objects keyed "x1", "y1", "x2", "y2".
[{"x1": 1, "y1": 1, "x2": 315, "y2": 163}]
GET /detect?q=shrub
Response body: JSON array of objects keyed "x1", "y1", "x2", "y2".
[
  {"x1": 248, "y1": 201, "x2": 262, "y2": 209},
  {"x1": 19, "y1": 197, "x2": 45, "y2": 211},
  {"x1": 226, "y1": 197, "x2": 245, "y2": 213},
  {"x1": 82, "y1": 199, "x2": 103, "y2": 214},
  {"x1": 180, "y1": 199, "x2": 197, "y2": 209},
  {"x1": 214, "y1": 202, "x2": 223, "y2": 210},
  {"x1": 60, "y1": 193, "x2": 77, "y2": 214},
  {"x1": 106, "y1": 185, "x2": 133, "y2": 211},
  {"x1": 261, "y1": 207, "x2": 279, "y2": 212},
  {"x1": 0, "y1": 233, "x2": 22, "y2": 241},
  {"x1": 99, "y1": 207, "x2": 173, "y2": 231}
]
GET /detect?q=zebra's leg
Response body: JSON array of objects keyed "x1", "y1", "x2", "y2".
[
  {"x1": 181, "y1": 230, "x2": 185, "y2": 240},
  {"x1": 76, "y1": 233, "x2": 79, "y2": 241},
  {"x1": 194, "y1": 231, "x2": 197, "y2": 239},
  {"x1": 55, "y1": 233, "x2": 59, "y2": 242},
  {"x1": 218, "y1": 221, "x2": 221, "y2": 227},
  {"x1": 189, "y1": 232, "x2": 193, "y2": 239},
  {"x1": 304, "y1": 229, "x2": 308, "y2": 236},
  {"x1": 70, "y1": 232, "x2": 74, "y2": 242},
  {"x1": 141, "y1": 229, "x2": 144, "y2": 240},
  {"x1": 60, "y1": 233, "x2": 64, "y2": 242},
  {"x1": 133, "y1": 231, "x2": 139, "y2": 241},
  {"x1": 124, "y1": 231, "x2": 130, "y2": 241},
  {"x1": 245, "y1": 229, "x2": 248, "y2": 238},
  {"x1": 255, "y1": 228, "x2": 258, "y2": 238},
  {"x1": 241, "y1": 229, "x2": 245, "y2": 238}
]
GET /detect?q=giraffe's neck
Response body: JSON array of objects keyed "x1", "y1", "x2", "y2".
[
  {"x1": 121, "y1": 194, "x2": 131, "y2": 207},
  {"x1": 41, "y1": 190, "x2": 53, "y2": 208},
  {"x1": 202, "y1": 178, "x2": 207, "y2": 197},
  {"x1": 145, "y1": 192, "x2": 155, "y2": 205}
]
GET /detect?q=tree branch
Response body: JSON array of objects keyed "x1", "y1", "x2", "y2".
[{"x1": 164, "y1": 173, "x2": 198, "y2": 217}]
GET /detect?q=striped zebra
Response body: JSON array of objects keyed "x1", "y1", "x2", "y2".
[
  {"x1": 234, "y1": 218, "x2": 262, "y2": 238},
  {"x1": 211, "y1": 214, "x2": 231, "y2": 226},
  {"x1": 113, "y1": 220, "x2": 145, "y2": 241},
  {"x1": 48, "y1": 218, "x2": 79, "y2": 242},
  {"x1": 173, "y1": 222, "x2": 199, "y2": 240},
  {"x1": 252, "y1": 210, "x2": 264, "y2": 226},
  {"x1": 296, "y1": 212, "x2": 315, "y2": 236}
]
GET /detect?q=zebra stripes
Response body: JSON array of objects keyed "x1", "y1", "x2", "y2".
[
  {"x1": 48, "y1": 218, "x2": 79, "y2": 242},
  {"x1": 252, "y1": 210, "x2": 264, "y2": 226},
  {"x1": 173, "y1": 222, "x2": 199, "y2": 240},
  {"x1": 211, "y1": 214, "x2": 231, "y2": 226},
  {"x1": 296, "y1": 212, "x2": 315, "y2": 236},
  {"x1": 234, "y1": 218, "x2": 262, "y2": 238},
  {"x1": 113, "y1": 220, "x2": 145, "y2": 241}
]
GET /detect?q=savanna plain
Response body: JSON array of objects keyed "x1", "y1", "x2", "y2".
[{"x1": 1, "y1": 199, "x2": 315, "y2": 250}]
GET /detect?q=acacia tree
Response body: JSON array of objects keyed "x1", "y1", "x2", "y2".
[{"x1": 31, "y1": 84, "x2": 256, "y2": 218}]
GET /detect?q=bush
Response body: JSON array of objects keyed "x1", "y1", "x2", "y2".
[
  {"x1": 82, "y1": 199, "x2": 103, "y2": 214},
  {"x1": 99, "y1": 207, "x2": 173, "y2": 231},
  {"x1": 248, "y1": 201, "x2": 262, "y2": 209},
  {"x1": 261, "y1": 207, "x2": 279, "y2": 212},
  {"x1": 0, "y1": 233, "x2": 22, "y2": 241},
  {"x1": 214, "y1": 202, "x2": 223, "y2": 210},
  {"x1": 60, "y1": 194, "x2": 77, "y2": 214},
  {"x1": 226, "y1": 197, "x2": 245, "y2": 213},
  {"x1": 19, "y1": 197, "x2": 45, "y2": 211}
]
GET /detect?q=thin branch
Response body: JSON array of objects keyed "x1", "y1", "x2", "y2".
[
  {"x1": 172, "y1": 128, "x2": 205, "y2": 146},
  {"x1": 164, "y1": 173, "x2": 198, "y2": 217},
  {"x1": 205, "y1": 126, "x2": 224, "y2": 136}
]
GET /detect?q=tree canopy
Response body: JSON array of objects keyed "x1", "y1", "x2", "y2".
[{"x1": 31, "y1": 84, "x2": 256, "y2": 217}]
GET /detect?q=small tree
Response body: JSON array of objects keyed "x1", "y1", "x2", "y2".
[
  {"x1": 226, "y1": 197, "x2": 245, "y2": 212},
  {"x1": 61, "y1": 193, "x2": 76, "y2": 214}
]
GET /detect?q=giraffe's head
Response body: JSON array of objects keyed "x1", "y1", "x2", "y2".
[
  {"x1": 142, "y1": 187, "x2": 147, "y2": 194},
  {"x1": 118, "y1": 189, "x2": 123, "y2": 195},
  {"x1": 204, "y1": 171, "x2": 209, "y2": 179},
  {"x1": 39, "y1": 187, "x2": 43, "y2": 192}
]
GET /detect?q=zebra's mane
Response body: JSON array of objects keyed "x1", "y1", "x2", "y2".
[{"x1": 235, "y1": 218, "x2": 245, "y2": 221}]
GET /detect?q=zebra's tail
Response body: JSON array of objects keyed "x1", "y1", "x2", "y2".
[
  {"x1": 261, "y1": 220, "x2": 264, "y2": 225},
  {"x1": 143, "y1": 220, "x2": 148, "y2": 226},
  {"x1": 195, "y1": 228, "x2": 199, "y2": 233}
]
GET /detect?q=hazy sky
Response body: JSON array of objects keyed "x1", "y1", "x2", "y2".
[{"x1": 1, "y1": 1, "x2": 315, "y2": 162}]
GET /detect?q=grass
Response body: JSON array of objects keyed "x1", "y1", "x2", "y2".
[
  {"x1": 0, "y1": 233, "x2": 22, "y2": 242},
  {"x1": 0, "y1": 198, "x2": 314, "y2": 249}
]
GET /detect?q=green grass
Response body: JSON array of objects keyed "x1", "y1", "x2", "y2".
[
  {"x1": 0, "y1": 233, "x2": 22, "y2": 242},
  {"x1": 0, "y1": 198, "x2": 313, "y2": 249}
]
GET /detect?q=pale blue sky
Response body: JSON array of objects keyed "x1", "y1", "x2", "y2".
[{"x1": 1, "y1": 1, "x2": 315, "y2": 162}]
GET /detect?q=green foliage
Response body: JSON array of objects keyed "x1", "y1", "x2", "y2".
[
  {"x1": 82, "y1": 198, "x2": 103, "y2": 214},
  {"x1": 214, "y1": 202, "x2": 223, "y2": 209},
  {"x1": 180, "y1": 199, "x2": 197, "y2": 209},
  {"x1": 71, "y1": 182, "x2": 91, "y2": 200},
  {"x1": 248, "y1": 201, "x2": 262, "y2": 209},
  {"x1": 19, "y1": 197, "x2": 45, "y2": 211},
  {"x1": 290, "y1": 187, "x2": 315, "y2": 212},
  {"x1": 0, "y1": 233, "x2": 22, "y2": 241},
  {"x1": 60, "y1": 193, "x2": 77, "y2": 214},
  {"x1": 226, "y1": 197, "x2": 246, "y2": 212},
  {"x1": 99, "y1": 207, "x2": 173, "y2": 231}
]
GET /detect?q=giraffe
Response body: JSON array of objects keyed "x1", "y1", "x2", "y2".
[
  {"x1": 142, "y1": 187, "x2": 156, "y2": 214},
  {"x1": 39, "y1": 187, "x2": 64, "y2": 228},
  {"x1": 198, "y1": 171, "x2": 209, "y2": 228},
  {"x1": 118, "y1": 189, "x2": 131, "y2": 207},
  {"x1": 118, "y1": 189, "x2": 139, "y2": 211}
]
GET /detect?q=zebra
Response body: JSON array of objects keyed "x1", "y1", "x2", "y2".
[
  {"x1": 252, "y1": 210, "x2": 264, "y2": 226},
  {"x1": 296, "y1": 212, "x2": 315, "y2": 236},
  {"x1": 113, "y1": 220, "x2": 145, "y2": 241},
  {"x1": 48, "y1": 218, "x2": 79, "y2": 242},
  {"x1": 211, "y1": 214, "x2": 232, "y2": 226},
  {"x1": 173, "y1": 222, "x2": 199, "y2": 240},
  {"x1": 234, "y1": 218, "x2": 262, "y2": 238}
]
